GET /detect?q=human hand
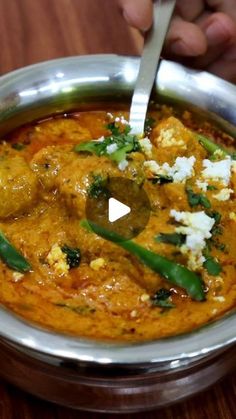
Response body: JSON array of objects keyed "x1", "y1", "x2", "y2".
[{"x1": 118, "y1": 0, "x2": 236, "y2": 81}]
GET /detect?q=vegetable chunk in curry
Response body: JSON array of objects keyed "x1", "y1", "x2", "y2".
[{"x1": 0, "y1": 107, "x2": 235, "y2": 342}]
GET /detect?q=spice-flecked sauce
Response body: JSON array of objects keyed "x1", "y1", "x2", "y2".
[{"x1": 0, "y1": 105, "x2": 235, "y2": 342}]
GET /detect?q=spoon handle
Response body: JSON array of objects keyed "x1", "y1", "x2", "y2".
[{"x1": 129, "y1": 0, "x2": 176, "y2": 135}]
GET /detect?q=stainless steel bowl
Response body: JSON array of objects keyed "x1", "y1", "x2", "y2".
[{"x1": 0, "y1": 55, "x2": 235, "y2": 413}]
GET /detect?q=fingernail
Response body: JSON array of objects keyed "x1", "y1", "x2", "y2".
[{"x1": 205, "y1": 21, "x2": 231, "y2": 46}]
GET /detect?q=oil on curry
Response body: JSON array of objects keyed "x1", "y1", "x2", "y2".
[{"x1": 0, "y1": 105, "x2": 235, "y2": 342}]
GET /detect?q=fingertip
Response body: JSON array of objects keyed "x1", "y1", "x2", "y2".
[
  {"x1": 203, "y1": 13, "x2": 236, "y2": 47},
  {"x1": 166, "y1": 19, "x2": 208, "y2": 57},
  {"x1": 120, "y1": 0, "x2": 153, "y2": 31}
]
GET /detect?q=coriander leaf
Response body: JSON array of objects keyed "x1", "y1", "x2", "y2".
[
  {"x1": 151, "y1": 288, "x2": 175, "y2": 308},
  {"x1": 11, "y1": 143, "x2": 26, "y2": 151},
  {"x1": 186, "y1": 188, "x2": 211, "y2": 209},
  {"x1": 207, "y1": 210, "x2": 221, "y2": 224},
  {"x1": 61, "y1": 245, "x2": 81, "y2": 269},
  {"x1": 106, "y1": 122, "x2": 121, "y2": 136},
  {"x1": 203, "y1": 256, "x2": 222, "y2": 276},
  {"x1": 214, "y1": 242, "x2": 226, "y2": 252},
  {"x1": 149, "y1": 174, "x2": 173, "y2": 185},
  {"x1": 155, "y1": 232, "x2": 186, "y2": 247},
  {"x1": 74, "y1": 124, "x2": 140, "y2": 165},
  {"x1": 74, "y1": 140, "x2": 107, "y2": 156},
  {"x1": 211, "y1": 225, "x2": 223, "y2": 236},
  {"x1": 88, "y1": 175, "x2": 110, "y2": 199},
  {"x1": 207, "y1": 185, "x2": 218, "y2": 191}
]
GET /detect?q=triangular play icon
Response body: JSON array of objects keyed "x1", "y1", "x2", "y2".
[{"x1": 108, "y1": 197, "x2": 131, "y2": 223}]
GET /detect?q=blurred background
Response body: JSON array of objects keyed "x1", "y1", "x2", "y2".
[{"x1": 0, "y1": 0, "x2": 143, "y2": 74}]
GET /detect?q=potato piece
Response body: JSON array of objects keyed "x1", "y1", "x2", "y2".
[
  {"x1": 56, "y1": 155, "x2": 121, "y2": 218},
  {"x1": 30, "y1": 145, "x2": 76, "y2": 190},
  {"x1": 0, "y1": 156, "x2": 38, "y2": 218}
]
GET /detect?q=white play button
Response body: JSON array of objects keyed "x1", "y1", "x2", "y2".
[
  {"x1": 108, "y1": 197, "x2": 131, "y2": 223},
  {"x1": 86, "y1": 177, "x2": 151, "y2": 240}
]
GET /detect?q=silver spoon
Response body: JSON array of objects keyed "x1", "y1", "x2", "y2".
[{"x1": 129, "y1": 0, "x2": 176, "y2": 135}]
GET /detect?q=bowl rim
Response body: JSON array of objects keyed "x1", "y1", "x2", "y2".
[{"x1": 0, "y1": 54, "x2": 235, "y2": 366}]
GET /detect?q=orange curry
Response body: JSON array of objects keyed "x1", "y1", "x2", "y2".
[{"x1": 0, "y1": 106, "x2": 235, "y2": 342}]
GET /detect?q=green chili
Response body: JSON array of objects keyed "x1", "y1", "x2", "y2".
[
  {"x1": 195, "y1": 133, "x2": 236, "y2": 160},
  {"x1": 81, "y1": 220, "x2": 205, "y2": 301},
  {"x1": 0, "y1": 231, "x2": 31, "y2": 272}
]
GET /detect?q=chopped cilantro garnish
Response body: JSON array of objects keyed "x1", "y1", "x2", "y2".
[
  {"x1": 214, "y1": 242, "x2": 226, "y2": 252},
  {"x1": 205, "y1": 211, "x2": 225, "y2": 251},
  {"x1": 61, "y1": 245, "x2": 81, "y2": 269},
  {"x1": 203, "y1": 256, "x2": 222, "y2": 276},
  {"x1": 186, "y1": 188, "x2": 211, "y2": 209},
  {"x1": 207, "y1": 185, "x2": 218, "y2": 191},
  {"x1": 207, "y1": 210, "x2": 221, "y2": 225},
  {"x1": 88, "y1": 175, "x2": 110, "y2": 199},
  {"x1": 11, "y1": 143, "x2": 26, "y2": 151},
  {"x1": 151, "y1": 288, "x2": 175, "y2": 308},
  {"x1": 211, "y1": 225, "x2": 223, "y2": 236},
  {"x1": 155, "y1": 232, "x2": 186, "y2": 247},
  {"x1": 74, "y1": 123, "x2": 140, "y2": 165}
]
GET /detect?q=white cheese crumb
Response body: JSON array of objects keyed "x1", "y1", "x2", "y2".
[
  {"x1": 106, "y1": 143, "x2": 118, "y2": 154},
  {"x1": 115, "y1": 116, "x2": 129, "y2": 125},
  {"x1": 196, "y1": 180, "x2": 209, "y2": 192},
  {"x1": 90, "y1": 258, "x2": 105, "y2": 271},
  {"x1": 201, "y1": 157, "x2": 232, "y2": 186},
  {"x1": 143, "y1": 160, "x2": 160, "y2": 174},
  {"x1": 12, "y1": 272, "x2": 24, "y2": 282},
  {"x1": 130, "y1": 310, "x2": 138, "y2": 318},
  {"x1": 144, "y1": 156, "x2": 196, "y2": 184},
  {"x1": 170, "y1": 156, "x2": 196, "y2": 183},
  {"x1": 139, "y1": 137, "x2": 152, "y2": 157},
  {"x1": 170, "y1": 210, "x2": 215, "y2": 270},
  {"x1": 46, "y1": 244, "x2": 69, "y2": 276},
  {"x1": 157, "y1": 128, "x2": 185, "y2": 148},
  {"x1": 213, "y1": 188, "x2": 233, "y2": 201},
  {"x1": 229, "y1": 212, "x2": 236, "y2": 221},
  {"x1": 140, "y1": 293, "x2": 150, "y2": 302},
  {"x1": 94, "y1": 136, "x2": 105, "y2": 143},
  {"x1": 118, "y1": 159, "x2": 128, "y2": 171},
  {"x1": 213, "y1": 296, "x2": 225, "y2": 303}
]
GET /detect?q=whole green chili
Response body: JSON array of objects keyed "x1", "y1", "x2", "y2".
[
  {"x1": 195, "y1": 133, "x2": 236, "y2": 160},
  {"x1": 0, "y1": 231, "x2": 31, "y2": 273},
  {"x1": 81, "y1": 220, "x2": 205, "y2": 301}
]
